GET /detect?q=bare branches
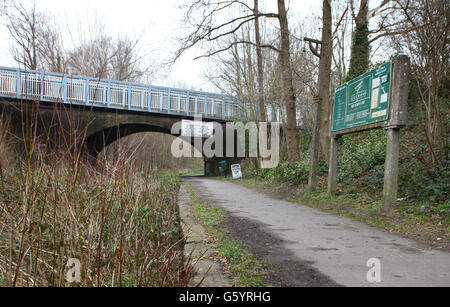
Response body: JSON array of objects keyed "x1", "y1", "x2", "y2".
[
  {"x1": 4, "y1": 2, "x2": 41, "y2": 70},
  {"x1": 175, "y1": 0, "x2": 278, "y2": 62},
  {"x1": 388, "y1": 0, "x2": 449, "y2": 166},
  {"x1": 304, "y1": 37, "x2": 322, "y2": 58},
  {"x1": 67, "y1": 36, "x2": 113, "y2": 79},
  {"x1": 426, "y1": 18, "x2": 450, "y2": 53},
  {"x1": 110, "y1": 37, "x2": 151, "y2": 82},
  {"x1": 193, "y1": 39, "x2": 279, "y2": 60},
  {"x1": 332, "y1": 7, "x2": 348, "y2": 39},
  {"x1": 3, "y1": 1, "x2": 151, "y2": 82},
  {"x1": 368, "y1": 0, "x2": 392, "y2": 18},
  {"x1": 368, "y1": 26, "x2": 421, "y2": 44},
  {"x1": 67, "y1": 35, "x2": 149, "y2": 82},
  {"x1": 37, "y1": 14, "x2": 66, "y2": 72},
  {"x1": 4, "y1": 1, "x2": 66, "y2": 72}
]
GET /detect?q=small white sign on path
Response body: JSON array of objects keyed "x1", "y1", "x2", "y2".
[{"x1": 231, "y1": 164, "x2": 242, "y2": 180}]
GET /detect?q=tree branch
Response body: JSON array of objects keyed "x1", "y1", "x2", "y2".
[{"x1": 193, "y1": 40, "x2": 280, "y2": 60}]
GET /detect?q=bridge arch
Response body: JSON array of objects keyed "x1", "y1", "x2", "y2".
[{"x1": 84, "y1": 123, "x2": 204, "y2": 161}]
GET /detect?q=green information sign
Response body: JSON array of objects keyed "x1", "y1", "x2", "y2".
[{"x1": 332, "y1": 62, "x2": 392, "y2": 132}]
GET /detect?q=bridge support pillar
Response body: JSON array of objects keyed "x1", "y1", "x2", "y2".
[{"x1": 204, "y1": 157, "x2": 221, "y2": 177}]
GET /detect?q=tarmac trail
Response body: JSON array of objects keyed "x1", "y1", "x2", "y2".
[{"x1": 186, "y1": 176, "x2": 450, "y2": 287}]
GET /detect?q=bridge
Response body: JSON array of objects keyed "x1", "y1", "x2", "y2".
[{"x1": 0, "y1": 66, "x2": 281, "y2": 174}]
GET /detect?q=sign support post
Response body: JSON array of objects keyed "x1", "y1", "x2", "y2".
[
  {"x1": 382, "y1": 55, "x2": 410, "y2": 211},
  {"x1": 327, "y1": 136, "x2": 339, "y2": 194},
  {"x1": 382, "y1": 127, "x2": 400, "y2": 210}
]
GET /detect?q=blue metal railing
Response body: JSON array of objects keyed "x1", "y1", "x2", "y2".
[
  {"x1": 0, "y1": 65, "x2": 284, "y2": 122},
  {"x1": 0, "y1": 66, "x2": 245, "y2": 121}
]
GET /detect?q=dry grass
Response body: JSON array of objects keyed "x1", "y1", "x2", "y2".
[{"x1": 0, "y1": 108, "x2": 193, "y2": 287}]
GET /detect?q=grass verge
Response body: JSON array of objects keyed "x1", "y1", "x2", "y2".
[
  {"x1": 178, "y1": 167, "x2": 204, "y2": 177},
  {"x1": 187, "y1": 182, "x2": 269, "y2": 287}
]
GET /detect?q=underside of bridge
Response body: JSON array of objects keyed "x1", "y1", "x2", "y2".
[{"x1": 85, "y1": 123, "x2": 172, "y2": 159}]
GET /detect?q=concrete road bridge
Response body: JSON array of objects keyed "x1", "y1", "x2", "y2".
[{"x1": 0, "y1": 66, "x2": 281, "y2": 174}]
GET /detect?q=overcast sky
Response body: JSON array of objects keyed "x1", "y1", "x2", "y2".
[{"x1": 0, "y1": 0, "x2": 319, "y2": 92}]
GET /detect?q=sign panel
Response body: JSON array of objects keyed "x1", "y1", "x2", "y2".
[
  {"x1": 231, "y1": 164, "x2": 242, "y2": 180},
  {"x1": 181, "y1": 120, "x2": 213, "y2": 138},
  {"x1": 332, "y1": 62, "x2": 392, "y2": 132}
]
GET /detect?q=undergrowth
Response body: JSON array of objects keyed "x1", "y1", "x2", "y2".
[{"x1": 0, "y1": 108, "x2": 192, "y2": 287}]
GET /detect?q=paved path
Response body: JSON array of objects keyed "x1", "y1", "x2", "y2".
[{"x1": 187, "y1": 177, "x2": 450, "y2": 287}]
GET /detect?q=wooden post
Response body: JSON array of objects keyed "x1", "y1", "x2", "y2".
[
  {"x1": 382, "y1": 55, "x2": 410, "y2": 211},
  {"x1": 328, "y1": 136, "x2": 339, "y2": 194}
]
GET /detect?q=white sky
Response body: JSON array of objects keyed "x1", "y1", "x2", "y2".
[{"x1": 0, "y1": 0, "x2": 319, "y2": 92}]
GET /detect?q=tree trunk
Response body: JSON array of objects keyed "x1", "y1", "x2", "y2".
[
  {"x1": 277, "y1": 0, "x2": 299, "y2": 162},
  {"x1": 308, "y1": 0, "x2": 333, "y2": 190},
  {"x1": 346, "y1": 0, "x2": 370, "y2": 81},
  {"x1": 254, "y1": 0, "x2": 266, "y2": 122},
  {"x1": 319, "y1": 0, "x2": 333, "y2": 163}
]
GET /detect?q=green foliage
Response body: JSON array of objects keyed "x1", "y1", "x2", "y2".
[
  {"x1": 398, "y1": 156, "x2": 449, "y2": 204},
  {"x1": 247, "y1": 160, "x2": 309, "y2": 185},
  {"x1": 240, "y1": 120, "x2": 448, "y2": 210},
  {"x1": 438, "y1": 202, "x2": 450, "y2": 215},
  {"x1": 336, "y1": 128, "x2": 448, "y2": 207},
  {"x1": 345, "y1": 22, "x2": 370, "y2": 82},
  {"x1": 338, "y1": 130, "x2": 387, "y2": 186},
  {"x1": 299, "y1": 130, "x2": 312, "y2": 152}
]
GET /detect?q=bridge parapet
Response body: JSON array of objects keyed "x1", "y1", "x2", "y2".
[{"x1": 0, "y1": 66, "x2": 246, "y2": 121}]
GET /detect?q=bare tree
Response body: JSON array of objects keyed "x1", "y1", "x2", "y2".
[
  {"x1": 277, "y1": 0, "x2": 300, "y2": 161},
  {"x1": 176, "y1": 0, "x2": 303, "y2": 161},
  {"x1": 254, "y1": 0, "x2": 266, "y2": 122},
  {"x1": 319, "y1": 0, "x2": 333, "y2": 164},
  {"x1": 331, "y1": 1, "x2": 351, "y2": 86},
  {"x1": 389, "y1": 0, "x2": 449, "y2": 168},
  {"x1": 3, "y1": 1, "x2": 65, "y2": 71},
  {"x1": 5, "y1": 2, "x2": 43, "y2": 70},
  {"x1": 176, "y1": 1, "x2": 286, "y2": 122},
  {"x1": 110, "y1": 36, "x2": 151, "y2": 82},
  {"x1": 306, "y1": 0, "x2": 333, "y2": 190},
  {"x1": 67, "y1": 35, "x2": 149, "y2": 82},
  {"x1": 37, "y1": 14, "x2": 66, "y2": 73},
  {"x1": 67, "y1": 36, "x2": 112, "y2": 79},
  {"x1": 205, "y1": 28, "x2": 259, "y2": 119},
  {"x1": 176, "y1": 0, "x2": 279, "y2": 61},
  {"x1": 206, "y1": 22, "x2": 288, "y2": 122}
]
